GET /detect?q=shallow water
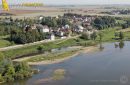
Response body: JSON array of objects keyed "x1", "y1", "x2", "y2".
[{"x1": 3, "y1": 41, "x2": 130, "y2": 85}]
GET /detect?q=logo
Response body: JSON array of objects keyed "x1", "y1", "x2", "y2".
[{"x1": 120, "y1": 75, "x2": 128, "y2": 84}]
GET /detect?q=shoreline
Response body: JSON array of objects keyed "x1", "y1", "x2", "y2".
[{"x1": 27, "y1": 46, "x2": 98, "y2": 65}]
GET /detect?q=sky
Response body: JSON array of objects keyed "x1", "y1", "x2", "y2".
[{"x1": 1, "y1": 0, "x2": 130, "y2": 5}]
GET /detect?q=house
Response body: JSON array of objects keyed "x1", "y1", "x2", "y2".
[
  {"x1": 24, "y1": 25, "x2": 31, "y2": 32},
  {"x1": 31, "y1": 24, "x2": 37, "y2": 30},
  {"x1": 50, "y1": 33, "x2": 55, "y2": 41},
  {"x1": 24, "y1": 24, "x2": 37, "y2": 32},
  {"x1": 38, "y1": 15, "x2": 44, "y2": 20},
  {"x1": 36, "y1": 24, "x2": 50, "y2": 33},
  {"x1": 64, "y1": 24, "x2": 70, "y2": 29},
  {"x1": 59, "y1": 31, "x2": 64, "y2": 37},
  {"x1": 74, "y1": 25, "x2": 84, "y2": 33},
  {"x1": 56, "y1": 28, "x2": 64, "y2": 37},
  {"x1": 39, "y1": 17, "x2": 43, "y2": 20}
]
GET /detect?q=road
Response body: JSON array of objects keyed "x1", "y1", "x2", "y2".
[{"x1": 0, "y1": 36, "x2": 79, "y2": 51}]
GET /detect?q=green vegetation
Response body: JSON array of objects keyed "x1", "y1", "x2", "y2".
[
  {"x1": 1, "y1": 26, "x2": 130, "y2": 60},
  {"x1": 92, "y1": 16, "x2": 116, "y2": 30},
  {"x1": 27, "y1": 50, "x2": 79, "y2": 62},
  {"x1": 2, "y1": 37, "x2": 99, "y2": 59},
  {"x1": 119, "y1": 32, "x2": 124, "y2": 40},
  {"x1": 98, "y1": 29, "x2": 115, "y2": 42},
  {"x1": 1, "y1": 13, "x2": 130, "y2": 84},
  {"x1": 0, "y1": 35, "x2": 14, "y2": 48},
  {"x1": 0, "y1": 40, "x2": 11, "y2": 48},
  {"x1": 0, "y1": 52, "x2": 32, "y2": 83}
]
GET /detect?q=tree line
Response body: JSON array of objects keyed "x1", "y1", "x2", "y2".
[{"x1": 92, "y1": 16, "x2": 116, "y2": 30}]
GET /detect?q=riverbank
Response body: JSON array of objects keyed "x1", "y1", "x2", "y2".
[
  {"x1": 12, "y1": 46, "x2": 97, "y2": 65},
  {"x1": 6, "y1": 28, "x2": 130, "y2": 66},
  {"x1": 13, "y1": 46, "x2": 98, "y2": 65},
  {"x1": 28, "y1": 46, "x2": 98, "y2": 65}
]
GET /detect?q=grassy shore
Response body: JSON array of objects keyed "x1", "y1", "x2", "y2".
[
  {"x1": 28, "y1": 50, "x2": 79, "y2": 62},
  {"x1": 26, "y1": 46, "x2": 97, "y2": 65},
  {"x1": 2, "y1": 37, "x2": 97, "y2": 59}
]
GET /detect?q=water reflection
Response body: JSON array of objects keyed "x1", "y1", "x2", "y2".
[
  {"x1": 119, "y1": 41, "x2": 125, "y2": 49},
  {"x1": 114, "y1": 41, "x2": 125, "y2": 49},
  {"x1": 99, "y1": 42, "x2": 104, "y2": 51}
]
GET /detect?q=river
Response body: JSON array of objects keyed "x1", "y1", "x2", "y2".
[{"x1": 3, "y1": 41, "x2": 130, "y2": 85}]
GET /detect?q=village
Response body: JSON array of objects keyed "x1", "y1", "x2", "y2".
[
  {"x1": 31, "y1": 14, "x2": 97, "y2": 40},
  {"x1": 0, "y1": 13, "x2": 98, "y2": 44}
]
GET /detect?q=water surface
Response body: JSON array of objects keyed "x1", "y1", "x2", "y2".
[{"x1": 3, "y1": 41, "x2": 130, "y2": 85}]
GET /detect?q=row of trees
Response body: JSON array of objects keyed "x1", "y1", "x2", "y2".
[
  {"x1": 40, "y1": 17, "x2": 71, "y2": 27},
  {"x1": 81, "y1": 31, "x2": 124, "y2": 41},
  {"x1": 10, "y1": 30, "x2": 49, "y2": 44}
]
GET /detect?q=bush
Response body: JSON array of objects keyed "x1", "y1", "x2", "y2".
[
  {"x1": 0, "y1": 74, "x2": 4, "y2": 83},
  {"x1": 14, "y1": 72, "x2": 24, "y2": 80},
  {"x1": 4, "y1": 75, "x2": 14, "y2": 82},
  {"x1": 81, "y1": 33, "x2": 90, "y2": 40},
  {"x1": 37, "y1": 46, "x2": 44, "y2": 53}
]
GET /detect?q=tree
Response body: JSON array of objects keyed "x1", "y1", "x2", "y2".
[
  {"x1": 119, "y1": 31, "x2": 124, "y2": 40},
  {"x1": 114, "y1": 32, "x2": 119, "y2": 39},
  {"x1": 122, "y1": 24, "x2": 128, "y2": 29},
  {"x1": 98, "y1": 32, "x2": 103, "y2": 41},
  {"x1": 119, "y1": 41, "x2": 124, "y2": 49},
  {"x1": 93, "y1": 16, "x2": 116, "y2": 30},
  {"x1": 17, "y1": 33, "x2": 27, "y2": 44},
  {"x1": 81, "y1": 32, "x2": 90, "y2": 40},
  {"x1": 91, "y1": 31, "x2": 97, "y2": 40},
  {"x1": 2, "y1": 64, "x2": 15, "y2": 82}
]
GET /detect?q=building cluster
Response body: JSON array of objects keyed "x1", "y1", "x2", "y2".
[{"x1": 1, "y1": 14, "x2": 98, "y2": 41}]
